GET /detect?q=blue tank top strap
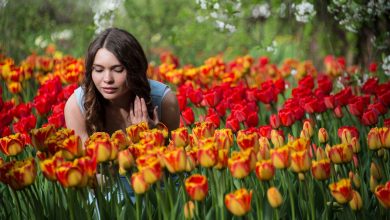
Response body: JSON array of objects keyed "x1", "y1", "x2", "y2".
[{"x1": 74, "y1": 80, "x2": 170, "y2": 119}]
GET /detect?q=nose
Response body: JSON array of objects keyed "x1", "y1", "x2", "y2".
[{"x1": 103, "y1": 70, "x2": 114, "y2": 83}]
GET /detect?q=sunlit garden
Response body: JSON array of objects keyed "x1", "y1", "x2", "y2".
[{"x1": 1, "y1": 0, "x2": 390, "y2": 219}]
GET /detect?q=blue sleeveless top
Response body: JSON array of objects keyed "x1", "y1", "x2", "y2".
[{"x1": 74, "y1": 79, "x2": 170, "y2": 119}]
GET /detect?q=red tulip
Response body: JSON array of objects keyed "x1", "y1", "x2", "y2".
[
  {"x1": 362, "y1": 109, "x2": 379, "y2": 126},
  {"x1": 181, "y1": 108, "x2": 195, "y2": 125}
]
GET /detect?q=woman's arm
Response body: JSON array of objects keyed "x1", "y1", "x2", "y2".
[
  {"x1": 64, "y1": 93, "x2": 89, "y2": 144},
  {"x1": 160, "y1": 90, "x2": 180, "y2": 133}
]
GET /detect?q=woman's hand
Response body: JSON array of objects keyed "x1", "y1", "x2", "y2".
[{"x1": 129, "y1": 96, "x2": 159, "y2": 128}]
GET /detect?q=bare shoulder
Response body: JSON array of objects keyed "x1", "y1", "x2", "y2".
[
  {"x1": 161, "y1": 90, "x2": 180, "y2": 132},
  {"x1": 64, "y1": 93, "x2": 88, "y2": 142}
]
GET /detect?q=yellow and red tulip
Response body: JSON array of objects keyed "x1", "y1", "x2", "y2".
[
  {"x1": 349, "y1": 190, "x2": 363, "y2": 211},
  {"x1": 86, "y1": 137, "x2": 113, "y2": 163},
  {"x1": 111, "y1": 130, "x2": 130, "y2": 150},
  {"x1": 60, "y1": 134, "x2": 83, "y2": 160},
  {"x1": 255, "y1": 160, "x2": 275, "y2": 181},
  {"x1": 5, "y1": 157, "x2": 37, "y2": 190},
  {"x1": 311, "y1": 159, "x2": 331, "y2": 180},
  {"x1": 236, "y1": 129, "x2": 259, "y2": 152},
  {"x1": 0, "y1": 133, "x2": 25, "y2": 156},
  {"x1": 117, "y1": 148, "x2": 134, "y2": 175},
  {"x1": 228, "y1": 151, "x2": 251, "y2": 179},
  {"x1": 374, "y1": 181, "x2": 390, "y2": 209},
  {"x1": 318, "y1": 128, "x2": 329, "y2": 144},
  {"x1": 197, "y1": 142, "x2": 218, "y2": 168},
  {"x1": 192, "y1": 121, "x2": 215, "y2": 140},
  {"x1": 136, "y1": 155, "x2": 162, "y2": 184},
  {"x1": 30, "y1": 124, "x2": 56, "y2": 151},
  {"x1": 326, "y1": 143, "x2": 353, "y2": 164},
  {"x1": 131, "y1": 172, "x2": 150, "y2": 194},
  {"x1": 185, "y1": 174, "x2": 209, "y2": 201},
  {"x1": 270, "y1": 145, "x2": 291, "y2": 169},
  {"x1": 171, "y1": 127, "x2": 189, "y2": 148},
  {"x1": 270, "y1": 129, "x2": 284, "y2": 148},
  {"x1": 161, "y1": 147, "x2": 187, "y2": 173},
  {"x1": 126, "y1": 122, "x2": 149, "y2": 143},
  {"x1": 214, "y1": 128, "x2": 233, "y2": 150},
  {"x1": 55, "y1": 161, "x2": 83, "y2": 188},
  {"x1": 39, "y1": 155, "x2": 64, "y2": 181},
  {"x1": 328, "y1": 178, "x2": 353, "y2": 204},
  {"x1": 290, "y1": 150, "x2": 311, "y2": 173},
  {"x1": 214, "y1": 148, "x2": 228, "y2": 169},
  {"x1": 225, "y1": 188, "x2": 252, "y2": 216}
]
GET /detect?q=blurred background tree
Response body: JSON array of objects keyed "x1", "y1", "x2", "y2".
[{"x1": 0, "y1": 0, "x2": 389, "y2": 70}]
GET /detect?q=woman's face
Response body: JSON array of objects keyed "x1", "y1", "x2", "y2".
[{"x1": 92, "y1": 48, "x2": 130, "y2": 101}]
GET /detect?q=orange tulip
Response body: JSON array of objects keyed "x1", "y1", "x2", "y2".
[
  {"x1": 327, "y1": 144, "x2": 353, "y2": 164},
  {"x1": 311, "y1": 159, "x2": 331, "y2": 180},
  {"x1": 30, "y1": 124, "x2": 56, "y2": 151},
  {"x1": 237, "y1": 129, "x2": 259, "y2": 152},
  {"x1": 318, "y1": 128, "x2": 329, "y2": 144},
  {"x1": 214, "y1": 128, "x2": 233, "y2": 150},
  {"x1": 118, "y1": 148, "x2": 134, "y2": 175},
  {"x1": 171, "y1": 127, "x2": 189, "y2": 148},
  {"x1": 255, "y1": 160, "x2": 275, "y2": 181},
  {"x1": 56, "y1": 161, "x2": 83, "y2": 187},
  {"x1": 271, "y1": 145, "x2": 290, "y2": 169},
  {"x1": 39, "y1": 155, "x2": 64, "y2": 181},
  {"x1": 329, "y1": 178, "x2": 353, "y2": 204},
  {"x1": 374, "y1": 181, "x2": 390, "y2": 209},
  {"x1": 197, "y1": 142, "x2": 218, "y2": 168},
  {"x1": 131, "y1": 172, "x2": 149, "y2": 194},
  {"x1": 267, "y1": 187, "x2": 283, "y2": 208},
  {"x1": 225, "y1": 188, "x2": 252, "y2": 216},
  {"x1": 6, "y1": 157, "x2": 37, "y2": 190},
  {"x1": 185, "y1": 174, "x2": 209, "y2": 201},
  {"x1": 136, "y1": 155, "x2": 162, "y2": 184},
  {"x1": 228, "y1": 151, "x2": 251, "y2": 179},
  {"x1": 161, "y1": 147, "x2": 187, "y2": 173},
  {"x1": 290, "y1": 150, "x2": 311, "y2": 173},
  {"x1": 111, "y1": 130, "x2": 130, "y2": 150},
  {"x1": 349, "y1": 190, "x2": 363, "y2": 211},
  {"x1": 0, "y1": 133, "x2": 25, "y2": 156},
  {"x1": 126, "y1": 122, "x2": 149, "y2": 143}
]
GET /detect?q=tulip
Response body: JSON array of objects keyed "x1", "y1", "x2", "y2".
[
  {"x1": 270, "y1": 129, "x2": 284, "y2": 148},
  {"x1": 6, "y1": 157, "x2": 37, "y2": 190},
  {"x1": 267, "y1": 187, "x2": 283, "y2": 208},
  {"x1": 338, "y1": 126, "x2": 359, "y2": 145},
  {"x1": 269, "y1": 114, "x2": 280, "y2": 129},
  {"x1": 255, "y1": 160, "x2": 275, "y2": 181},
  {"x1": 126, "y1": 122, "x2": 149, "y2": 143},
  {"x1": 111, "y1": 130, "x2": 130, "y2": 150},
  {"x1": 137, "y1": 155, "x2": 162, "y2": 184},
  {"x1": 318, "y1": 128, "x2": 329, "y2": 144},
  {"x1": 349, "y1": 190, "x2": 363, "y2": 211},
  {"x1": 370, "y1": 175, "x2": 379, "y2": 193},
  {"x1": 131, "y1": 172, "x2": 149, "y2": 194},
  {"x1": 40, "y1": 155, "x2": 64, "y2": 181},
  {"x1": 0, "y1": 133, "x2": 25, "y2": 156},
  {"x1": 329, "y1": 179, "x2": 353, "y2": 204},
  {"x1": 86, "y1": 138, "x2": 112, "y2": 163},
  {"x1": 161, "y1": 148, "x2": 187, "y2": 173},
  {"x1": 197, "y1": 142, "x2": 218, "y2": 168},
  {"x1": 185, "y1": 174, "x2": 209, "y2": 201},
  {"x1": 350, "y1": 137, "x2": 360, "y2": 153},
  {"x1": 171, "y1": 127, "x2": 189, "y2": 148},
  {"x1": 225, "y1": 188, "x2": 252, "y2": 216},
  {"x1": 379, "y1": 127, "x2": 390, "y2": 148},
  {"x1": 311, "y1": 159, "x2": 331, "y2": 180},
  {"x1": 374, "y1": 181, "x2": 390, "y2": 209},
  {"x1": 362, "y1": 109, "x2": 379, "y2": 126},
  {"x1": 257, "y1": 137, "x2": 270, "y2": 160},
  {"x1": 327, "y1": 144, "x2": 353, "y2": 164},
  {"x1": 228, "y1": 151, "x2": 251, "y2": 179},
  {"x1": 302, "y1": 120, "x2": 314, "y2": 138},
  {"x1": 192, "y1": 121, "x2": 215, "y2": 140},
  {"x1": 30, "y1": 124, "x2": 56, "y2": 151},
  {"x1": 290, "y1": 150, "x2": 311, "y2": 173},
  {"x1": 226, "y1": 117, "x2": 240, "y2": 133},
  {"x1": 288, "y1": 137, "x2": 310, "y2": 152},
  {"x1": 237, "y1": 130, "x2": 259, "y2": 152},
  {"x1": 271, "y1": 146, "x2": 290, "y2": 169},
  {"x1": 181, "y1": 108, "x2": 195, "y2": 125},
  {"x1": 214, "y1": 128, "x2": 233, "y2": 150},
  {"x1": 370, "y1": 161, "x2": 382, "y2": 180},
  {"x1": 60, "y1": 135, "x2": 83, "y2": 160},
  {"x1": 367, "y1": 128, "x2": 381, "y2": 150},
  {"x1": 278, "y1": 109, "x2": 295, "y2": 127},
  {"x1": 315, "y1": 147, "x2": 327, "y2": 160},
  {"x1": 140, "y1": 129, "x2": 165, "y2": 147},
  {"x1": 185, "y1": 150, "x2": 197, "y2": 171},
  {"x1": 56, "y1": 161, "x2": 83, "y2": 188},
  {"x1": 184, "y1": 201, "x2": 195, "y2": 219},
  {"x1": 215, "y1": 149, "x2": 228, "y2": 169}
]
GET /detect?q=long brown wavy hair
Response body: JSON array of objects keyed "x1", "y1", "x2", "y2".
[{"x1": 82, "y1": 28, "x2": 153, "y2": 135}]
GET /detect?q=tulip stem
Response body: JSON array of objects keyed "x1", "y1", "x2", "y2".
[
  {"x1": 284, "y1": 171, "x2": 296, "y2": 220},
  {"x1": 136, "y1": 194, "x2": 141, "y2": 220}
]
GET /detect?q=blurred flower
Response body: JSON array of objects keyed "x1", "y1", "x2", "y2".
[
  {"x1": 278, "y1": 109, "x2": 295, "y2": 127},
  {"x1": 181, "y1": 108, "x2": 195, "y2": 125},
  {"x1": 267, "y1": 187, "x2": 283, "y2": 208},
  {"x1": 271, "y1": 129, "x2": 284, "y2": 148},
  {"x1": 329, "y1": 179, "x2": 353, "y2": 204},
  {"x1": 0, "y1": 133, "x2": 25, "y2": 156},
  {"x1": 171, "y1": 127, "x2": 189, "y2": 148},
  {"x1": 126, "y1": 122, "x2": 149, "y2": 143},
  {"x1": 290, "y1": 150, "x2": 311, "y2": 173},
  {"x1": 3, "y1": 157, "x2": 37, "y2": 190},
  {"x1": 162, "y1": 147, "x2": 187, "y2": 173},
  {"x1": 327, "y1": 144, "x2": 353, "y2": 164},
  {"x1": 225, "y1": 188, "x2": 252, "y2": 216},
  {"x1": 349, "y1": 190, "x2": 363, "y2": 211},
  {"x1": 318, "y1": 128, "x2": 329, "y2": 144},
  {"x1": 185, "y1": 174, "x2": 209, "y2": 201},
  {"x1": 197, "y1": 141, "x2": 218, "y2": 168},
  {"x1": 271, "y1": 145, "x2": 290, "y2": 169},
  {"x1": 269, "y1": 114, "x2": 280, "y2": 129},
  {"x1": 370, "y1": 161, "x2": 382, "y2": 180},
  {"x1": 30, "y1": 124, "x2": 56, "y2": 152},
  {"x1": 184, "y1": 201, "x2": 195, "y2": 219},
  {"x1": 131, "y1": 172, "x2": 149, "y2": 194},
  {"x1": 311, "y1": 159, "x2": 331, "y2": 180},
  {"x1": 228, "y1": 151, "x2": 251, "y2": 179},
  {"x1": 56, "y1": 161, "x2": 83, "y2": 188},
  {"x1": 255, "y1": 160, "x2": 275, "y2": 181},
  {"x1": 374, "y1": 181, "x2": 390, "y2": 209}
]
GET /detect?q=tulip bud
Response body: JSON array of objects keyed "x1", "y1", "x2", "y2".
[
  {"x1": 349, "y1": 171, "x2": 361, "y2": 189},
  {"x1": 318, "y1": 128, "x2": 329, "y2": 144},
  {"x1": 370, "y1": 175, "x2": 378, "y2": 193},
  {"x1": 370, "y1": 162, "x2": 382, "y2": 180},
  {"x1": 184, "y1": 201, "x2": 195, "y2": 219},
  {"x1": 257, "y1": 137, "x2": 270, "y2": 160},
  {"x1": 267, "y1": 187, "x2": 283, "y2": 208},
  {"x1": 271, "y1": 130, "x2": 284, "y2": 148},
  {"x1": 316, "y1": 147, "x2": 327, "y2": 160},
  {"x1": 298, "y1": 173, "x2": 305, "y2": 181},
  {"x1": 350, "y1": 137, "x2": 360, "y2": 153},
  {"x1": 379, "y1": 127, "x2": 390, "y2": 148},
  {"x1": 367, "y1": 128, "x2": 381, "y2": 150},
  {"x1": 349, "y1": 190, "x2": 363, "y2": 211},
  {"x1": 131, "y1": 172, "x2": 149, "y2": 194},
  {"x1": 302, "y1": 120, "x2": 314, "y2": 138}
]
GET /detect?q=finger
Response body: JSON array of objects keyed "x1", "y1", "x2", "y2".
[
  {"x1": 153, "y1": 106, "x2": 159, "y2": 123},
  {"x1": 141, "y1": 98, "x2": 148, "y2": 120},
  {"x1": 134, "y1": 96, "x2": 141, "y2": 117}
]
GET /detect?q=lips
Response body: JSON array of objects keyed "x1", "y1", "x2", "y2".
[{"x1": 102, "y1": 87, "x2": 117, "y2": 94}]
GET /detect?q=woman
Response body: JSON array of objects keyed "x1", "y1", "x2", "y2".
[{"x1": 64, "y1": 27, "x2": 180, "y2": 144}]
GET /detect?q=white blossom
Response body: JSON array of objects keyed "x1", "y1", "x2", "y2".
[
  {"x1": 294, "y1": 1, "x2": 316, "y2": 23},
  {"x1": 251, "y1": 3, "x2": 271, "y2": 19},
  {"x1": 51, "y1": 29, "x2": 73, "y2": 41},
  {"x1": 0, "y1": 0, "x2": 7, "y2": 8},
  {"x1": 382, "y1": 55, "x2": 390, "y2": 76},
  {"x1": 91, "y1": 0, "x2": 124, "y2": 35}
]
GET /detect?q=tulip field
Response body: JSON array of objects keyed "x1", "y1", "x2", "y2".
[{"x1": 0, "y1": 48, "x2": 390, "y2": 220}]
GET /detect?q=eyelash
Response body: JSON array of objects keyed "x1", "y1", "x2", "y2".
[{"x1": 93, "y1": 68, "x2": 124, "y2": 73}]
